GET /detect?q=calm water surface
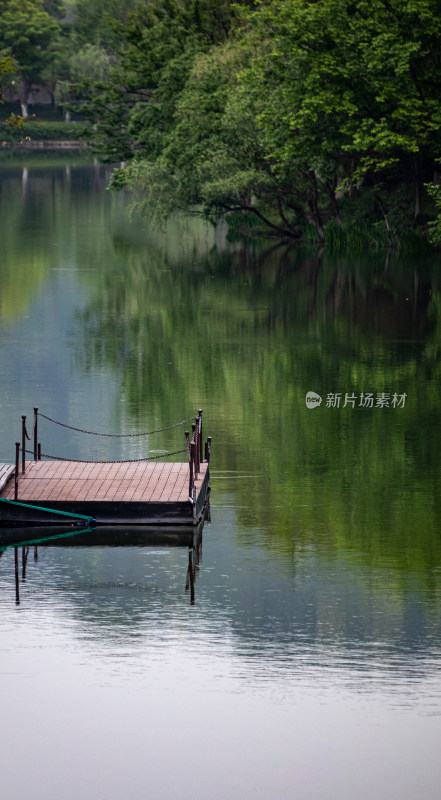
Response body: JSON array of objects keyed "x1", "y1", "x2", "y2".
[{"x1": 1, "y1": 155, "x2": 441, "y2": 799}]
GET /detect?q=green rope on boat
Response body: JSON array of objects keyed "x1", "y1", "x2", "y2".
[{"x1": 0, "y1": 497, "x2": 95, "y2": 524}]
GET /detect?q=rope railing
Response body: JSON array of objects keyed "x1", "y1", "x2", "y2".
[
  {"x1": 20, "y1": 447, "x2": 187, "y2": 464},
  {"x1": 37, "y1": 411, "x2": 196, "y2": 437},
  {"x1": 22, "y1": 415, "x2": 37, "y2": 441},
  {"x1": 13, "y1": 407, "x2": 211, "y2": 503}
]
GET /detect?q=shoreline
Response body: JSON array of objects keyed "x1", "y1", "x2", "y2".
[{"x1": 1, "y1": 141, "x2": 88, "y2": 150}]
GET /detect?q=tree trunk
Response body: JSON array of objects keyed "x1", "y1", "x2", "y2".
[
  {"x1": 326, "y1": 182, "x2": 343, "y2": 225},
  {"x1": 277, "y1": 196, "x2": 301, "y2": 237},
  {"x1": 20, "y1": 83, "x2": 32, "y2": 119},
  {"x1": 373, "y1": 192, "x2": 392, "y2": 236}
]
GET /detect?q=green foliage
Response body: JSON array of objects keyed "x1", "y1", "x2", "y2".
[
  {"x1": 0, "y1": 54, "x2": 15, "y2": 76},
  {"x1": 238, "y1": 0, "x2": 441, "y2": 238},
  {"x1": 10, "y1": 0, "x2": 441, "y2": 246},
  {"x1": 55, "y1": 43, "x2": 113, "y2": 109},
  {"x1": 122, "y1": 40, "x2": 277, "y2": 224},
  {"x1": 1, "y1": 119, "x2": 87, "y2": 141},
  {"x1": 425, "y1": 183, "x2": 441, "y2": 246},
  {"x1": 0, "y1": 0, "x2": 61, "y2": 87},
  {"x1": 78, "y1": 0, "x2": 441, "y2": 245},
  {"x1": 69, "y1": 44, "x2": 112, "y2": 83},
  {"x1": 244, "y1": 0, "x2": 441, "y2": 174},
  {"x1": 70, "y1": 0, "x2": 138, "y2": 48},
  {"x1": 0, "y1": 54, "x2": 23, "y2": 129}
]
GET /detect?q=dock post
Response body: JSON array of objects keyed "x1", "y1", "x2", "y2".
[
  {"x1": 15, "y1": 441, "x2": 20, "y2": 500},
  {"x1": 185, "y1": 430, "x2": 191, "y2": 479},
  {"x1": 198, "y1": 409, "x2": 203, "y2": 466},
  {"x1": 205, "y1": 436, "x2": 212, "y2": 463},
  {"x1": 189, "y1": 441, "x2": 195, "y2": 498},
  {"x1": 193, "y1": 485, "x2": 197, "y2": 521},
  {"x1": 33, "y1": 407, "x2": 38, "y2": 461},
  {"x1": 188, "y1": 549, "x2": 195, "y2": 605},
  {"x1": 22, "y1": 546, "x2": 28, "y2": 581},
  {"x1": 21, "y1": 415, "x2": 26, "y2": 474},
  {"x1": 192, "y1": 422, "x2": 198, "y2": 476},
  {"x1": 15, "y1": 548, "x2": 20, "y2": 605}
]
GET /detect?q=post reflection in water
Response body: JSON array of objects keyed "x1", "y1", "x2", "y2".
[
  {"x1": 13, "y1": 544, "x2": 32, "y2": 604},
  {"x1": 3, "y1": 522, "x2": 206, "y2": 607}
]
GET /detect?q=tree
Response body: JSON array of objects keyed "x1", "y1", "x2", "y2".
[
  {"x1": 70, "y1": 0, "x2": 137, "y2": 48},
  {"x1": 123, "y1": 39, "x2": 303, "y2": 238},
  {"x1": 77, "y1": 0, "x2": 238, "y2": 164},
  {"x1": 239, "y1": 0, "x2": 441, "y2": 238},
  {"x1": 0, "y1": 0, "x2": 61, "y2": 117},
  {"x1": 78, "y1": 0, "x2": 441, "y2": 244},
  {"x1": 56, "y1": 44, "x2": 113, "y2": 120},
  {"x1": 80, "y1": 0, "x2": 297, "y2": 236}
]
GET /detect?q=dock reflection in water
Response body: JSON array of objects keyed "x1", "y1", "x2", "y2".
[{"x1": 0, "y1": 519, "x2": 206, "y2": 607}]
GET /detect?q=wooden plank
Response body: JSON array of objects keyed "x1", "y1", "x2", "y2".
[
  {"x1": 3, "y1": 461, "x2": 208, "y2": 502},
  {"x1": 0, "y1": 464, "x2": 15, "y2": 494}
]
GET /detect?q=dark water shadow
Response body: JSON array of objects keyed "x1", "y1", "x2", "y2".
[{"x1": 1, "y1": 518, "x2": 207, "y2": 607}]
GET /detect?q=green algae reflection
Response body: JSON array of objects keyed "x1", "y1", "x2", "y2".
[{"x1": 71, "y1": 226, "x2": 441, "y2": 591}]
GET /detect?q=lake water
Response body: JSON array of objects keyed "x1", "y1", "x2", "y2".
[{"x1": 1, "y1": 154, "x2": 441, "y2": 799}]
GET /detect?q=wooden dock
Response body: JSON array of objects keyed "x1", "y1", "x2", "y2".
[
  {"x1": 0, "y1": 460, "x2": 210, "y2": 525},
  {"x1": 0, "y1": 407, "x2": 211, "y2": 527}
]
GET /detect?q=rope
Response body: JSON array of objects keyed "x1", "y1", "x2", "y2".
[
  {"x1": 37, "y1": 412, "x2": 196, "y2": 438},
  {"x1": 22, "y1": 447, "x2": 187, "y2": 464},
  {"x1": 24, "y1": 418, "x2": 37, "y2": 441},
  {"x1": 0, "y1": 497, "x2": 95, "y2": 522}
]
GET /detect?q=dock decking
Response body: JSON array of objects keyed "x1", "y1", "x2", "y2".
[
  {"x1": 0, "y1": 460, "x2": 210, "y2": 526},
  {"x1": 0, "y1": 464, "x2": 15, "y2": 494},
  {"x1": 3, "y1": 460, "x2": 206, "y2": 504}
]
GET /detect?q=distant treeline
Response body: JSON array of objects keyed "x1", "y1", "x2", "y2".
[{"x1": 2, "y1": 0, "x2": 441, "y2": 247}]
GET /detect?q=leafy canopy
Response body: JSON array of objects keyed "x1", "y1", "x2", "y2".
[{"x1": 78, "y1": 0, "x2": 441, "y2": 244}]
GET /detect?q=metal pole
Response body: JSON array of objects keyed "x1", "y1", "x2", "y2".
[
  {"x1": 21, "y1": 415, "x2": 26, "y2": 474},
  {"x1": 189, "y1": 441, "x2": 195, "y2": 499},
  {"x1": 15, "y1": 442, "x2": 20, "y2": 500},
  {"x1": 191, "y1": 423, "x2": 198, "y2": 476},
  {"x1": 198, "y1": 409, "x2": 203, "y2": 465},
  {"x1": 33, "y1": 407, "x2": 38, "y2": 461},
  {"x1": 195, "y1": 417, "x2": 200, "y2": 474}
]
